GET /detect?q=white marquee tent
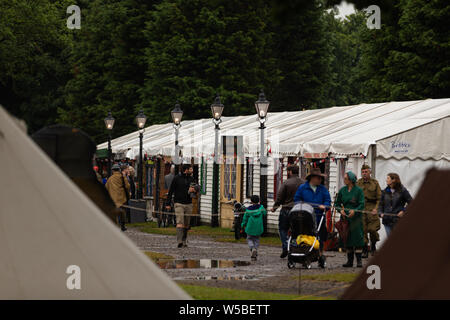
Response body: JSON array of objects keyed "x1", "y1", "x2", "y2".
[
  {"x1": 0, "y1": 105, "x2": 190, "y2": 300},
  {"x1": 98, "y1": 98, "x2": 450, "y2": 240},
  {"x1": 98, "y1": 99, "x2": 450, "y2": 164}
]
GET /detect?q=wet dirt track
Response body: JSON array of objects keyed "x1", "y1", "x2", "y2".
[{"x1": 125, "y1": 227, "x2": 367, "y2": 298}]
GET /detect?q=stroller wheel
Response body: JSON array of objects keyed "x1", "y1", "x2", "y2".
[{"x1": 287, "y1": 261, "x2": 295, "y2": 269}]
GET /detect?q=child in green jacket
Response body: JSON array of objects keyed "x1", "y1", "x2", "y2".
[{"x1": 241, "y1": 195, "x2": 267, "y2": 261}]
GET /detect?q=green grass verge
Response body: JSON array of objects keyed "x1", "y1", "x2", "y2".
[
  {"x1": 178, "y1": 284, "x2": 336, "y2": 300},
  {"x1": 129, "y1": 222, "x2": 280, "y2": 246},
  {"x1": 292, "y1": 273, "x2": 359, "y2": 283},
  {"x1": 216, "y1": 237, "x2": 281, "y2": 246},
  {"x1": 144, "y1": 251, "x2": 174, "y2": 261}
]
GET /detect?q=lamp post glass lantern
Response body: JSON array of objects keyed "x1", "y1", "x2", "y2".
[
  {"x1": 104, "y1": 111, "x2": 115, "y2": 130},
  {"x1": 211, "y1": 94, "x2": 224, "y2": 121},
  {"x1": 172, "y1": 102, "x2": 183, "y2": 171},
  {"x1": 171, "y1": 102, "x2": 183, "y2": 126},
  {"x1": 136, "y1": 109, "x2": 147, "y2": 129},
  {"x1": 255, "y1": 90, "x2": 270, "y2": 121},
  {"x1": 104, "y1": 111, "x2": 115, "y2": 178}
]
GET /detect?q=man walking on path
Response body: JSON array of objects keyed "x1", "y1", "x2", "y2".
[
  {"x1": 356, "y1": 164, "x2": 382, "y2": 257},
  {"x1": 294, "y1": 168, "x2": 331, "y2": 268},
  {"x1": 271, "y1": 165, "x2": 304, "y2": 258},
  {"x1": 105, "y1": 163, "x2": 130, "y2": 231},
  {"x1": 166, "y1": 164, "x2": 198, "y2": 248}
]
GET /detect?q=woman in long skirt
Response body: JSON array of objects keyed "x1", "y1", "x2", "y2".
[{"x1": 336, "y1": 171, "x2": 365, "y2": 268}]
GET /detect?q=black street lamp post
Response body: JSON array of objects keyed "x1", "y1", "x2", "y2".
[
  {"x1": 171, "y1": 102, "x2": 183, "y2": 175},
  {"x1": 255, "y1": 90, "x2": 270, "y2": 236},
  {"x1": 211, "y1": 94, "x2": 224, "y2": 227},
  {"x1": 136, "y1": 109, "x2": 147, "y2": 199},
  {"x1": 104, "y1": 111, "x2": 115, "y2": 178}
]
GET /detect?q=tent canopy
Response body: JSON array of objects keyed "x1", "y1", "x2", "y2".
[
  {"x1": 97, "y1": 98, "x2": 450, "y2": 159},
  {"x1": 0, "y1": 105, "x2": 190, "y2": 300},
  {"x1": 376, "y1": 117, "x2": 450, "y2": 161}
]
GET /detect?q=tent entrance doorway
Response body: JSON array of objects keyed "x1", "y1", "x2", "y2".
[{"x1": 220, "y1": 136, "x2": 244, "y2": 229}]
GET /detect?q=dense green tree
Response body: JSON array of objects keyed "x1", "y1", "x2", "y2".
[
  {"x1": 0, "y1": 0, "x2": 73, "y2": 133},
  {"x1": 59, "y1": 0, "x2": 158, "y2": 143},
  {"x1": 383, "y1": 0, "x2": 450, "y2": 100},
  {"x1": 140, "y1": 0, "x2": 281, "y2": 123},
  {"x1": 323, "y1": 10, "x2": 366, "y2": 106},
  {"x1": 353, "y1": 2, "x2": 403, "y2": 102},
  {"x1": 2, "y1": 0, "x2": 448, "y2": 140},
  {"x1": 269, "y1": 0, "x2": 334, "y2": 110},
  {"x1": 341, "y1": 0, "x2": 449, "y2": 102}
]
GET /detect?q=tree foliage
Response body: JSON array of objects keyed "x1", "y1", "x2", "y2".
[
  {"x1": 140, "y1": 0, "x2": 281, "y2": 123},
  {"x1": 0, "y1": 0, "x2": 73, "y2": 133},
  {"x1": 1, "y1": 0, "x2": 449, "y2": 143}
]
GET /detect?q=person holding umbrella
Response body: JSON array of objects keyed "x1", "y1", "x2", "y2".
[{"x1": 336, "y1": 171, "x2": 365, "y2": 268}]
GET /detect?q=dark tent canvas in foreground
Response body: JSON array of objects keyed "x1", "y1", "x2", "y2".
[
  {"x1": 341, "y1": 168, "x2": 450, "y2": 299},
  {"x1": 0, "y1": 105, "x2": 190, "y2": 299}
]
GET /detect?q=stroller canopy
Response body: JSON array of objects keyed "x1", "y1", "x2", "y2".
[{"x1": 289, "y1": 202, "x2": 317, "y2": 237}]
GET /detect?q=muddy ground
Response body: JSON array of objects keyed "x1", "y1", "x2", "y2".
[{"x1": 125, "y1": 227, "x2": 369, "y2": 298}]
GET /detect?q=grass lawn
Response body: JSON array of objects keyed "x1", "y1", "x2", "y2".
[
  {"x1": 144, "y1": 251, "x2": 174, "y2": 261},
  {"x1": 178, "y1": 284, "x2": 336, "y2": 300},
  {"x1": 292, "y1": 272, "x2": 359, "y2": 283},
  {"x1": 129, "y1": 222, "x2": 281, "y2": 246}
]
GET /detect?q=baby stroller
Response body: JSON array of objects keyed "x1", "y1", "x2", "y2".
[{"x1": 287, "y1": 202, "x2": 326, "y2": 269}]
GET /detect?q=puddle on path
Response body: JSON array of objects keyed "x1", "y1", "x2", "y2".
[
  {"x1": 172, "y1": 273, "x2": 277, "y2": 281},
  {"x1": 194, "y1": 275, "x2": 256, "y2": 280},
  {"x1": 156, "y1": 259, "x2": 251, "y2": 269}
]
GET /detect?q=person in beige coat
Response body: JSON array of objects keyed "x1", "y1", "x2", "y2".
[{"x1": 106, "y1": 164, "x2": 130, "y2": 231}]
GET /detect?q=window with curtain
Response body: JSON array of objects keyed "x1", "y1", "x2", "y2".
[
  {"x1": 222, "y1": 136, "x2": 243, "y2": 201},
  {"x1": 224, "y1": 161, "x2": 237, "y2": 200}
]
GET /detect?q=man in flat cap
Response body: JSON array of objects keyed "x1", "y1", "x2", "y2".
[{"x1": 356, "y1": 164, "x2": 381, "y2": 257}]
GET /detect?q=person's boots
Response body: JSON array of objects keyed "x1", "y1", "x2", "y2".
[
  {"x1": 119, "y1": 211, "x2": 127, "y2": 231},
  {"x1": 356, "y1": 252, "x2": 363, "y2": 267},
  {"x1": 280, "y1": 249, "x2": 288, "y2": 259},
  {"x1": 371, "y1": 241, "x2": 377, "y2": 256},
  {"x1": 318, "y1": 254, "x2": 326, "y2": 268},
  {"x1": 182, "y1": 228, "x2": 188, "y2": 247},
  {"x1": 342, "y1": 251, "x2": 354, "y2": 267},
  {"x1": 362, "y1": 245, "x2": 369, "y2": 258},
  {"x1": 176, "y1": 228, "x2": 184, "y2": 248},
  {"x1": 251, "y1": 249, "x2": 257, "y2": 261}
]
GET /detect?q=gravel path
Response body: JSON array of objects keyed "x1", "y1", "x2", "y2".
[{"x1": 125, "y1": 227, "x2": 367, "y2": 298}]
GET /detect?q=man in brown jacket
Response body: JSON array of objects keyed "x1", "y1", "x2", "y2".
[
  {"x1": 106, "y1": 164, "x2": 130, "y2": 231},
  {"x1": 271, "y1": 165, "x2": 304, "y2": 258}
]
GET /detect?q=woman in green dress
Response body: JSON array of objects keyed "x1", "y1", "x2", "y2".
[{"x1": 335, "y1": 171, "x2": 365, "y2": 268}]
